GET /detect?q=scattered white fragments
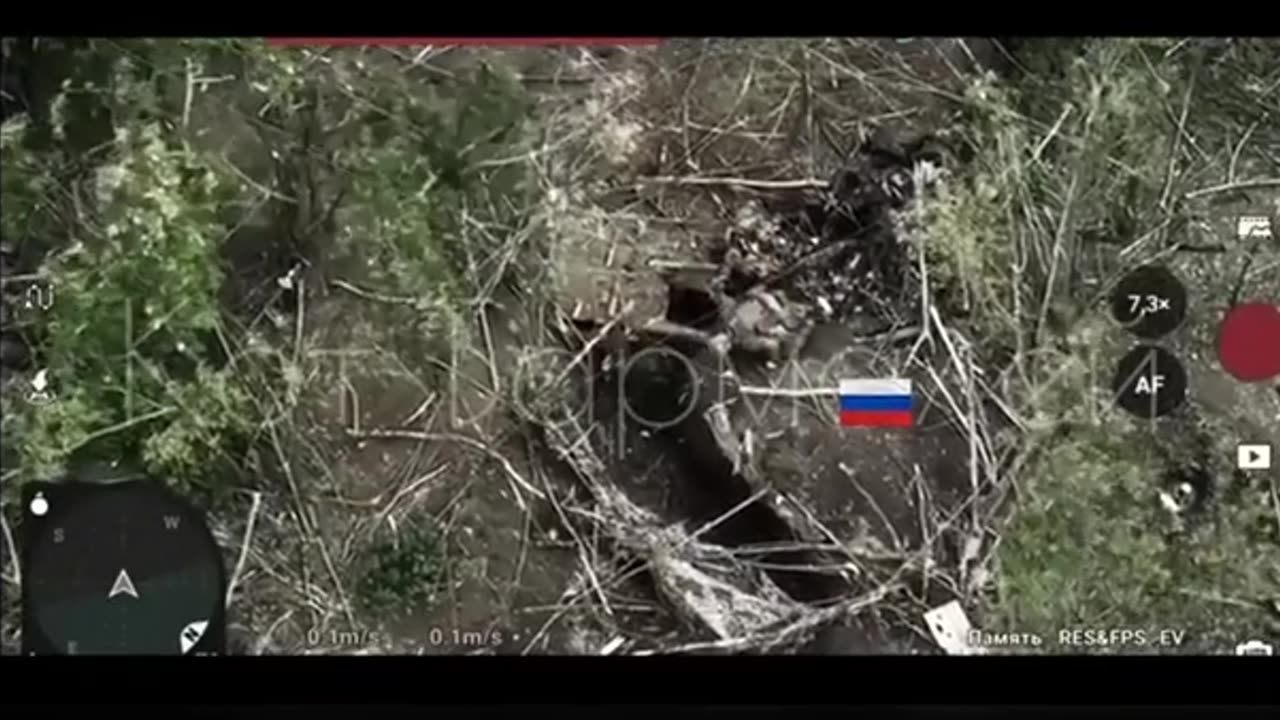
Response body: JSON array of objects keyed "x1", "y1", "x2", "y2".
[
  {"x1": 923, "y1": 600, "x2": 985, "y2": 656},
  {"x1": 598, "y1": 636, "x2": 627, "y2": 656}
]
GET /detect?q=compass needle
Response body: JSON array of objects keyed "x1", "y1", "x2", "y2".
[{"x1": 108, "y1": 569, "x2": 139, "y2": 599}]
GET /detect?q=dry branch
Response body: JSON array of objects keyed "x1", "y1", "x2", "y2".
[
  {"x1": 636, "y1": 175, "x2": 830, "y2": 191},
  {"x1": 1184, "y1": 177, "x2": 1280, "y2": 199},
  {"x1": 347, "y1": 428, "x2": 548, "y2": 506}
]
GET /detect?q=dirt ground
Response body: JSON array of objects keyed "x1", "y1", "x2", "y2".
[
  {"x1": 353, "y1": 39, "x2": 1015, "y2": 654},
  {"x1": 5, "y1": 38, "x2": 1276, "y2": 656},
  {"x1": 214, "y1": 39, "x2": 1034, "y2": 655},
  {"x1": 213, "y1": 39, "x2": 1010, "y2": 655}
]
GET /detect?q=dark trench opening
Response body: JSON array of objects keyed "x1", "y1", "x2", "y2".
[{"x1": 612, "y1": 339, "x2": 852, "y2": 605}]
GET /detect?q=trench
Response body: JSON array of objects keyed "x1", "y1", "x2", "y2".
[
  {"x1": 576, "y1": 137, "x2": 951, "y2": 609},
  {"x1": 595, "y1": 342, "x2": 852, "y2": 605}
]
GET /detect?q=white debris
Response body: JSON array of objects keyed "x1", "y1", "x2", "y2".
[
  {"x1": 923, "y1": 600, "x2": 985, "y2": 655},
  {"x1": 598, "y1": 636, "x2": 627, "y2": 656}
]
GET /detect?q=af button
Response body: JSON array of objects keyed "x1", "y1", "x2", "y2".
[{"x1": 1112, "y1": 345, "x2": 1187, "y2": 420}]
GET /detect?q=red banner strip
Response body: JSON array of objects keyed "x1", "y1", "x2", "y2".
[
  {"x1": 838, "y1": 410, "x2": 914, "y2": 428},
  {"x1": 265, "y1": 37, "x2": 662, "y2": 47}
]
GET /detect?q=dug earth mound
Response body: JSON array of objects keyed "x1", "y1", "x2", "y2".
[{"x1": 526, "y1": 133, "x2": 992, "y2": 653}]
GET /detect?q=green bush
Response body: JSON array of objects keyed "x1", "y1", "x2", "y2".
[
  {"x1": 994, "y1": 429, "x2": 1174, "y2": 631},
  {"x1": 4, "y1": 42, "x2": 535, "y2": 493},
  {"x1": 357, "y1": 524, "x2": 446, "y2": 615},
  {"x1": 3, "y1": 44, "x2": 253, "y2": 489},
  {"x1": 333, "y1": 61, "x2": 533, "y2": 321},
  {"x1": 919, "y1": 40, "x2": 1175, "y2": 360},
  {"x1": 993, "y1": 423, "x2": 1278, "y2": 648},
  {"x1": 961, "y1": 39, "x2": 1280, "y2": 649}
]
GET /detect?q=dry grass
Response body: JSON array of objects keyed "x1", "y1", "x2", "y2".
[
  {"x1": 514, "y1": 37, "x2": 1280, "y2": 653},
  {"x1": 500, "y1": 39, "x2": 1009, "y2": 652},
  {"x1": 5, "y1": 38, "x2": 1276, "y2": 656}
]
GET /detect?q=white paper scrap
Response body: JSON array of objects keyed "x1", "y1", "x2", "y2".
[{"x1": 923, "y1": 600, "x2": 985, "y2": 656}]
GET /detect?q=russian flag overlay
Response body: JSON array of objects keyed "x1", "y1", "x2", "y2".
[{"x1": 838, "y1": 379, "x2": 913, "y2": 427}]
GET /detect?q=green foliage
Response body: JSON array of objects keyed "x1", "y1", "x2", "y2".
[
  {"x1": 4, "y1": 40, "x2": 536, "y2": 498},
  {"x1": 341, "y1": 136, "x2": 463, "y2": 314},
  {"x1": 0, "y1": 118, "x2": 59, "y2": 245},
  {"x1": 357, "y1": 524, "x2": 446, "y2": 615},
  {"x1": 49, "y1": 124, "x2": 230, "y2": 356},
  {"x1": 7, "y1": 384, "x2": 110, "y2": 480},
  {"x1": 914, "y1": 156, "x2": 1019, "y2": 347},
  {"x1": 335, "y1": 62, "x2": 533, "y2": 311},
  {"x1": 919, "y1": 40, "x2": 1178, "y2": 357},
  {"x1": 140, "y1": 366, "x2": 253, "y2": 481},
  {"x1": 4, "y1": 42, "x2": 253, "y2": 487},
  {"x1": 326, "y1": 60, "x2": 533, "y2": 368},
  {"x1": 965, "y1": 39, "x2": 1280, "y2": 648},
  {"x1": 994, "y1": 430, "x2": 1173, "y2": 631},
  {"x1": 994, "y1": 423, "x2": 1278, "y2": 648}
]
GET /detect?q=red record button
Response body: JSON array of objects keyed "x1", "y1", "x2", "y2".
[{"x1": 1217, "y1": 301, "x2": 1280, "y2": 382}]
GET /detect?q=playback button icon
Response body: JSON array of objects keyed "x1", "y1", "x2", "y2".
[{"x1": 1237, "y1": 444, "x2": 1272, "y2": 471}]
